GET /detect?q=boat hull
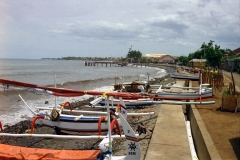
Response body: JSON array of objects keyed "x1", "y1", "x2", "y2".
[
  {"x1": 156, "y1": 89, "x2": 213, "y2": 100},
  {"x1": 37, "y1": 119, "x2": 109, "y2": 132},
  {"x1": 24, "y1": 114, "x2": 111, "y2": 133},
  {"x1": 170, "y1": 72, "x2": 199, "y2": 80},
  {"x1": 98, "y1": 99, "x2": 153, "y2": 107}
]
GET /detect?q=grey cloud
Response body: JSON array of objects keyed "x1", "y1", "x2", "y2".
[
  {"x1": 55, "y1": 21, "x2": 144, "y2": 41},
  {"x1": 150, "y1": 19, "x2": 188, "y2": 33},
  {"x1": 54, "y1": 17, "x2": 189, "y2": 44},
  {"x1": 1, "y1": 0, "x2": 239, "y2": 59}
]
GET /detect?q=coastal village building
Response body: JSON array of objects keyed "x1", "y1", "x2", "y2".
[
  {"x1": 145, "y1": 54, "x2": 175, "y2": 63},
  {"x1": 187, "y1": 59, "x2": 206, "y2": 68},
  {"x1": 223, "y1": 47, "x2": 240, "y2": 72},
  {"x1": 233, "y1": 47, "x2": 240, "y2": 57}
]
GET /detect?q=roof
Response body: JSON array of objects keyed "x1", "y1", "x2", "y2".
[
  {"x1": 233, "y1": 47, "x2": 240, "y2": 54},
  {"x1": 189, "y1": 59, "x2": 207, "y2": 62},
  {"x1": 145, "y1": 54, "x2": 175, "y2": 59},
  {"x1": 145, "y1": 54, "x2": 167, "y2": 57}
]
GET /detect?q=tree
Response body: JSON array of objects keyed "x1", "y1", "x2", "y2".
[
  {"x1": 191, "y1": 50, "x2": 203, "y2": 59},
  {"x1": 200, "y1": 40, "x2": 224, "y2": 67},
  {"x1": 139, "y1": 57, "x2": 148, "y2": 63},
  {"x1": 126, "y1": 50, "x2": 142, "y2": 62},
  {"x1": 178, "y1": 56, "x2": 189, "y2": 65}
]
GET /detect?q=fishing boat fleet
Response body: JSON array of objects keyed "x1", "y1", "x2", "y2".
[{"x1": 0, "y1": 72, "x2": 215, "y2": 160}]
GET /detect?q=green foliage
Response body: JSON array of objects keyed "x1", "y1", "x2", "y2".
[
  {"x1": 62, "y1": 56, "x2": 80, "y2": 60},
  {"x1": 121, "y1": 57, "x2": 127, "y2": 62},
  {"x1": 178, "y1": 56, "x2": 189, "y2": 65},
  {"x1": 189, "y1": 40, "x2": 226, "y2": 67},
  {"x1": 126, "y1": 50, "x2": 142, "y2": 62},
  {"x1": 139, "y1": 57, "x2": 148, "y2": 63},
  {"x1": 223, "y1": 89, "x2": 228, "y2": 95},
  {"x1": 192, "y1": 50, "x2": 203, "y2": 59},
  {"x1": 228, "y1": 54, "x2": 237, "y2": 59},
  {"x1": 126, "y1": 50, "x2": 142, "y2": 60}
]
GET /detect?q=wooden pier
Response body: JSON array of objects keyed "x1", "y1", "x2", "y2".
[
  {"x1": 84, "y1": 61, "x2": 176, "y2": 68},
  {"x1": 84, "y1": 61, "x2": 126, "y2": 67}
]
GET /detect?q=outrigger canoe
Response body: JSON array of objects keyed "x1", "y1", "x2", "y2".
[
  {"x1": 19, "y1": 95, "x2": 154, "y2": 135},
  {"x1": 1, "y1": 78, "x2": 212, "y2": 101},
  {"x1": 0, "y1": 109, "x2": 141, "y2": 160},
  {"x1": 170, "y1": 72, "x2": 199, "y2": 81},
  {"x1": 156, "y1": 84, "x2": 213, "y2": 100},
  {"x1": 21, "y1": 98, "x2": 128, "y2": 134},
  {"x1": 1, "y1": 77, "x2": 216, "y2": 103}
]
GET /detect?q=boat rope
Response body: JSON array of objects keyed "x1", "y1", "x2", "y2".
[
  {"x1": 60, "y1": 101, "x2": 73, "y2": 111},
  {"x1": 103, "y1": 90, "x2": 112, "y2": 98},
  {"x1": 30, "y1": 116, "x2": 45, "y2": 134},
  {"x1": 0, "y1": 121, "x2": 2, "y2": 131}
]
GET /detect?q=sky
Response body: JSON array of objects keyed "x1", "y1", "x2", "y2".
[{"x1": 0, "y1": 0, "x2": 239, "y2": 59}]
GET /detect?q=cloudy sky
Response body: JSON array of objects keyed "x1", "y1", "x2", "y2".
[{"x1": 0, "y1": 0, "x2": 239, "y2": 59}]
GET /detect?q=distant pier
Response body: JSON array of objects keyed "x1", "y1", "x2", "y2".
[
  {"x1": 84, "y1": 61, "x2": 116, "y2": 67},
  {"x1": 84, "y1": 61, "x2": 176, "y2": 68}
]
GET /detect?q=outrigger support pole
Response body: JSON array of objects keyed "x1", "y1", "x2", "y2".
[{"x1": 106, "y1": 96, "x2": 112, "y2": 160}]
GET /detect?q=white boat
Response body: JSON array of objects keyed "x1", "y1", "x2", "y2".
[
  {"x1": 95, "y1": 96, "x2": 215, "y2": 106},
  {"x1": 21, "y1": 97, "x2": 128, "y2": 134},
  {"x1": 97, "y1": 97, "x2": 154, "y2": 107},
  {"x1": 0, "y1": 99, "x2": 141, "y2": 160},
  {"x1": 156, "y1": 84, "x2": 213, "y2": 100},
  {"x1": 170, "y1": 72, "x2": 199, "y2": 80}
]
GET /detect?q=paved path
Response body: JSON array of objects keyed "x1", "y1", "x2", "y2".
[{"x1": 145, "y1": 80, "x2": 192, "y2": 160}]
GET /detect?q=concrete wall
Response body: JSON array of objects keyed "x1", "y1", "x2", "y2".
[{"x1": 187, "y1": 104, "x2": 222, "y2": 160}]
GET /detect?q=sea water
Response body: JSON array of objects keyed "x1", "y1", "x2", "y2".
[{"x1": 0, "y1": 58, "x2": 170, "y2": 127}]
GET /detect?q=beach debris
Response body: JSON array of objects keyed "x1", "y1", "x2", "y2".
[{"x1": 136, "y1": 122, "x2": 153, "y2": 136}]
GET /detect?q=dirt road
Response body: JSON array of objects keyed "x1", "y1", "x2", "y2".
[
  {"x1": 196, "y1": 71, "x2": 240, "y2": 160},
  {"x1": 223, "y1": 71, "x2": 240, "y2": 92}
]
